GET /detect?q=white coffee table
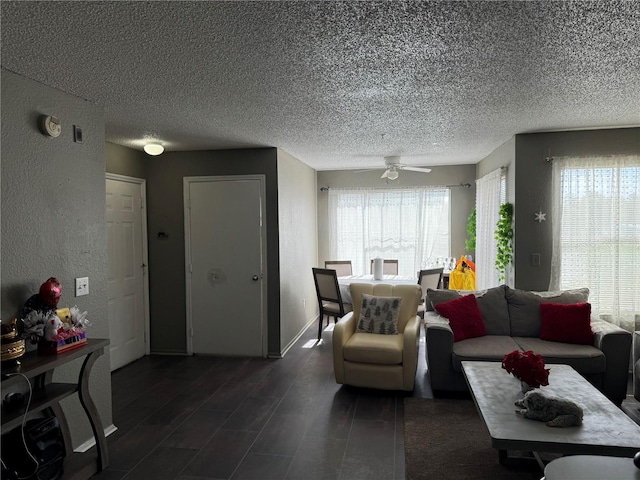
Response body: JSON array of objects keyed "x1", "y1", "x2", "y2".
[{"x1": 461, "y1": 361, "x2": 640, "y2": 467}]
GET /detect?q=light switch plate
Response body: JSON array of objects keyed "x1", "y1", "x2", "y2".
[
  {"x1": 530, "y1": 253, "x2": 541, "y2": 267},
  {"x1": 75, "y1": 277, "x2": 89, "y2": 296}
]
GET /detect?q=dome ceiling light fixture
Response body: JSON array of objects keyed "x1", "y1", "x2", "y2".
[
  {"x1": 144, "y1": 143, "x2": 164, "y2": 155},
  {"x1": 385, "y1": 167, "x2": 399, "y2": 181}
]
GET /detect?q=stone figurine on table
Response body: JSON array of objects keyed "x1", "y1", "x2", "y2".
[{"x1": 515, "y1": 390, "x2": 583, "y2": 427}]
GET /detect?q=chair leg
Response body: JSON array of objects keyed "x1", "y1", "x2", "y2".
[{"x1": 318, "y1": 312, "x2": 324, "y2": 340}]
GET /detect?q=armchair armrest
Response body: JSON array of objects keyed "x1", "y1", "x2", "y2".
[
  {"x1": 333, "y1": 312, "x2": 356, "y2": 383},
  {"x1": 402, "y1": 315, "x2": 421, "y2": 390},
  {"x1": 591, "y1": 318, "x2": 632, "y2": 406},
  {"x1": 424, "y1": 312, "x2": 456, "y2": 391}
]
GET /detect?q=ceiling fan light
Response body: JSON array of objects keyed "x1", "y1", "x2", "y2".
[
  {"x1": 144, "y1": 143, "x2": 164, "y2": 155},
  {"x1": 387, "y1": 168, "x2": 399, "y2": 180}
]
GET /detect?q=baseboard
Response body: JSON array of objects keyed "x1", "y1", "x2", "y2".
[
  {"x1": 148, "y1": 350, "x2": 189, "y2": 355},
  {"x1": 269, "y1": 315, "x2": 318, "y2": 359},
  {"x1": 73, "y1": 424, "x2": 118, "y2": 453}
]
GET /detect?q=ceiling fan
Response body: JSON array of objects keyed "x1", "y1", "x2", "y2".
[{"x1": 378, "y1": 156, "x2": 432, "y2": 180}]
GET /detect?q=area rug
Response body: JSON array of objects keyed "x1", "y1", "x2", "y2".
[{"x1": 403, "y1": 398, "x2": 543, "y2": 480}]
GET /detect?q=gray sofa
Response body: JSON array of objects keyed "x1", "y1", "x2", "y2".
[{"x1": 424, "y1": 285, "x2": 632, "y2": 406}]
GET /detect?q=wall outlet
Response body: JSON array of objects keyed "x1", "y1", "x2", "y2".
[{"x1": 75, "y1": 277, "x2": 89, "y2": 296}]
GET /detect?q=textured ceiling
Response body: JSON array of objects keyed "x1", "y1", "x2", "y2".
[{"x1": 2, "y1": 1, "x2": 639, "y2": 171}]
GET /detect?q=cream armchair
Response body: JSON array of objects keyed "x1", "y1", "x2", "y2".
[{"x1": 333, "y1": 283, "x2": 422, "y2": 391}]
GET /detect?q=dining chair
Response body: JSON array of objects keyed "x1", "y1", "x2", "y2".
[
  {"x1": 324, "y1": 260, "x2": 353, "y2": 277},
  {"x1": 369, "y1": 259, "x2": 399, "y2": 275},
  {"x1": 417, "y1": 268, "x2": 444, "y2": 319},
  {"x1": 312, "y1": 268, "x2": 353, "y2": 341}
]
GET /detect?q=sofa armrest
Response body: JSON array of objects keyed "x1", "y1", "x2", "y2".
[
  {"x1": 591, "y1": 318, "x2": 632, "y2": 406},
  {"x1": 333, "y1": 312, "x2": 356, "y2": 383},
  {"x1": 424, "y1": 312, "x2": 456, "y2": 391},
  {"x1": 402, "y1": 315, "x2": 421, "y2": 390}
]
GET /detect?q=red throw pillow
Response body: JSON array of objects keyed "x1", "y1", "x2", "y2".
[
  {"x1": 539, "y1": 302, "x2": 594, "y2": 345},
  {"x1": 434, "y1": 294, "x2": 486, "y2": 342}
]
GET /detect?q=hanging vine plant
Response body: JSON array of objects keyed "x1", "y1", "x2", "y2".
[
  {"x1": 495, "y1": 202, "x2": 513, "y2": 282},
  {"x1": 465, "y1": 208, "x2": 476, "y2": 252}
]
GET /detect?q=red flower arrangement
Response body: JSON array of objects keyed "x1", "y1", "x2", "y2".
[{"x1": 501, "y1": 350, "x2": 550, "y2": 388}]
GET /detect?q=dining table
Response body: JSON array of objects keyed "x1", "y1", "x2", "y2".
[{"x1": 337, "y1": 274, "x2": 418, "y2": 304}]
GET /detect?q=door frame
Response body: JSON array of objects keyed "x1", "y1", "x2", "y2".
[
  {"x1": 105, "y1": 172, "x2": 151, "y2": 357},
  {"x1": 183, "y1": 175, "x2": 268, "y2": 356}
]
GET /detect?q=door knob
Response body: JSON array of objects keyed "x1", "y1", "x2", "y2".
[{"x1": 252, "y1": 275, "x2": 259, "y2": 281}]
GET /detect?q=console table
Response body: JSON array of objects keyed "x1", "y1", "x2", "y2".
[{"x1": 1, "y1": 338, "x2": 110, "y2": 479}]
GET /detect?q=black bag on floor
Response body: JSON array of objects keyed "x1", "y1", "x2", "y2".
[{"x1": 1, "y1": 416, "x2": 65, "y2": 480}]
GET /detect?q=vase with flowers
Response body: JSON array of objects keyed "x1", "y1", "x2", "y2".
[{"x1": 502, "y1": 350, "x2": 550, "y2": 393}]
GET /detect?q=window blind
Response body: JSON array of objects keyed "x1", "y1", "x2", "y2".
[
  {"x1": 550, "y1": 155, "x2": 640, "y2": 330},
  {"x1": 328, "y1": 187, "x2": 450, "y2": 276}
]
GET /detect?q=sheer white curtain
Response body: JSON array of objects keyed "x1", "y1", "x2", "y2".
[
  {"x1": 550, "y1": 155, "x2": 640, "y2": 331},
  {"x1": 328, "y1": 187, "x2": 450, "y2": 276},
  {"x1": 475, "y1": 169, "x2": 503, "y2": 290}
]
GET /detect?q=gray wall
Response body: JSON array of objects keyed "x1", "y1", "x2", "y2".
[
  {"x1": 276, "y1": 149, "x2": 318, "y2": 351},
  {"x1": 106, "y1": 142, "x2": 148, "y2": 179},
  {"x1": 1, "y1": 69, "x2": 112, "y2": 447},
  {"x1": 316, "y1": 165, "x2": 477, "y2": 269},
  {"x1": 477, "y1": 136, "x2": 515, "y2": 204},
  {"x1": 476, "y1": 137, "x2": 516, "y2": 285},
  {"x1": 141, "y1": 148, "x2": 282, "y2": 355},
  {"x1": 513, "y1": 127, "x2": 640, "y2": 290}
]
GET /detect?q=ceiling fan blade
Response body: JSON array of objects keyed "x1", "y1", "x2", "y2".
[
  {"x1": 401, "y1": 166, "x2": 432, "y2": 173},
  {"x1": 381, "y1": 169, "x2": 390, "y2": 179}
]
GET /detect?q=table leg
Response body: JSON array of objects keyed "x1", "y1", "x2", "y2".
[
  {"x1": 77, "y1": 349, "x2": 109, "y2": 471},
  {"x1": 498, "y1": 448, "x2": 546, "y2": 471},
  {"x1": 43, "y1": 370, "x2": 73, "y2": 456}
]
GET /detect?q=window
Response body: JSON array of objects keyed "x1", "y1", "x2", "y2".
[
  {"x1": 475, "y1": 168, "x2": 506, "y2": 289},
  {"x1": 550, "y1": 155, "x2": 640, "y2": 331},
  {"x1": 328, "y1": 187, "x2": 450, "y2": 276}
]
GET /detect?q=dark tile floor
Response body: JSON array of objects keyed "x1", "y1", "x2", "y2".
[
  {"x1": 92, "y1": 322, "x2": 640, "y2": 480},
  {"x1": 91, "y1": 322, "x2": 431, "y2": 480}
]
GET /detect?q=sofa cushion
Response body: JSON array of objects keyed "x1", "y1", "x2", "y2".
[
  {"x1": 451, "y1": 335, "x2": 522, "y2": 372},
  {"x1": 506, "y1": 287, "x2": 589, "y2": 337},
  {"x1": 426, "y1": 289, "x2": 459, "y2": 311},
  {"x1": 540, "y1": 302, "x2": 594, "y2": 345},
  {"x1": 356, "y1": 294, "x2": 401, "y2": 335},
  {"x1": 434, "y1": 294, "x2": 486, "y2": 342},
  {"x1": 427, "y1": 285, "x2": 510, "y2": 335},
  {"x1": 344, "y1": 332, "x2": 403, "y2": 365},
  {"x1": 513, "y1": 337, "x2": 605, "y2": 374}
]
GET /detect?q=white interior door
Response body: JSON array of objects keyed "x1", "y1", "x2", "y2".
[
  {"x1": 185, "y1": 176, "x2": 266, "y2": 356},
  {"x1": 106, "y1": 175, "x2": 149, "y2": 371}
]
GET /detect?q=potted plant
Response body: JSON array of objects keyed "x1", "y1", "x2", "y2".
[
  {"x1": 494, "y1": 202, "x2": 513, "y2": 282},
  {"x1": 465, "y1": 208, "x2": 476, "y2": 252}
]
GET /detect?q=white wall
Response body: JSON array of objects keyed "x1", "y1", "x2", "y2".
[{"x1": 276, "y1": 149, "x2": 318, "y2": 351}]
